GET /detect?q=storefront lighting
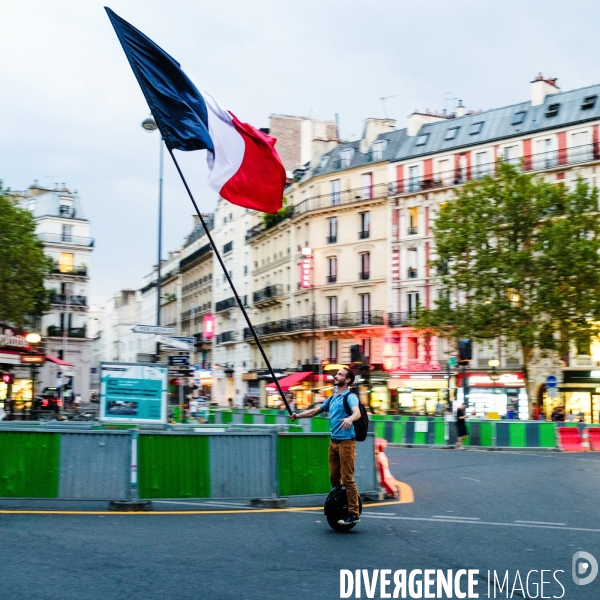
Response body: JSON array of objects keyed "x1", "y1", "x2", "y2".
[
  {"x1": 488, "y1": 359, "x2": 500, "y2": 368},
  {"x1": 591, "y1": 371, "x2": 600, "y2": 378},
  {"x1": 409, "y1": 375, "x2": 433, "y2": 379},
  {"x1": 25, "y1": 332, "x2": 41, "y2": 345},
  {"x1": 484, "y1": 300, "x2": 492, "y2": 305}
]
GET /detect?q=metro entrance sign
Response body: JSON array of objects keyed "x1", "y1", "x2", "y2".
[{"x1": 131, "y1": 324, "x2": 176, "y2": 335}]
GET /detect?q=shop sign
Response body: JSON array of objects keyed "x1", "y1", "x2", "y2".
[
  {"x1": 468, "y1": 372, "x2": 524, "y2": 387},
  {"x1": 406, "y1": 362, "x2": 441, "y2": 372},
  {"x1": 21, "y1": 354, "x2": 45, "y2": 364},
  {"x1": 300, "y1": 247, "x2": 312, "y2": 289},
  {"x1": 0, "y1": 326, "x2": 29, "y2": 350},
  {"x1": 203, "y1": 314, "x2": 214, "y2": 339}
]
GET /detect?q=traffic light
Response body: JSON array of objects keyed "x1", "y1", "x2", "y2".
[
  {"x1": 1, "y1": 373, "x2": 14, "y2": 385},
  {"x1": 458, "y1": 339, "x2": 472, "y2": 362}
]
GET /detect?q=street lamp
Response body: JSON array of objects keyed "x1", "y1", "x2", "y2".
[
  {"x1": 142, "y1": 116, "x2": 163, "y2": 327},
  {"x1": 26, "y1": 332, "x2": 42, "y2": 420}
]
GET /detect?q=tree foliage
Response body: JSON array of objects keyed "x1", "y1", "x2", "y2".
[
  {"x1": 417, "y1": 161, "x2": 600, "y2": 375},
  {"x1": 0, "y1": 184, "x2": 52, "y2": 326}
]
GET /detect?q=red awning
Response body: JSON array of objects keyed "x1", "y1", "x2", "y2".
[
  {"x1": 46, "y1": 354, "x2": 75, "y2": 367},
  {"x1": 266, "y1": 372, "x2": 331, "y2": 393}
]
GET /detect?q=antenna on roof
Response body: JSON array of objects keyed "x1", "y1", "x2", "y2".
[{"x1": 380, "y1": 93, "x2": 402, "y2": 119}]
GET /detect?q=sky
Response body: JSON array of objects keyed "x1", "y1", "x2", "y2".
[{"x1": 3, "y1": 0, "x2": 600, "y2": 307}]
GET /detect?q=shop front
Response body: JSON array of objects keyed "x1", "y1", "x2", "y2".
[
  {"x1": 458, "y1": 371, "x2": 528, "y2": 418},
  {"x1": 388, "y1": 372, "x2": 451, "y2": 415},
  {"x1": 265, "y1": 371, "x2": 334, "y2": 409},
  {"x1": 559, "y1": 370, "x2": 600, "y2": 423}
]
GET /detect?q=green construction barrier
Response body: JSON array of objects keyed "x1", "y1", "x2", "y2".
[
  {"x1": 311, "y1": 417, "x2": 331, "y2": 433},
  {"x1": 433, "y1": 421, "x2": 446, "y2": 445},
  {"x1": 277, "y1": 434, "x2": 330, "y2": 495},
  {"x1": 0, "y1": 431, "x2": 60, "y2": 498},
  {"x1": 479, "y1": 421, "x2": 494, "y2": 447},
  {"x1": 538, "y1": 423, "x2": 556, "y2": 447},
  {"x1": 138, "y1": 434, "x2": 210, "y2": 499}
]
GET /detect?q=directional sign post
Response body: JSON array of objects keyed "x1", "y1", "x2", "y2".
[
  {"x1": 546, "y1": 375, "x2": 558, "y2": 388},
  {"x1": 156, "y1": 335, "x2": 192, "y2": 351},
  {"x1": 131, "y1": 325, "x2": 176, "y2": 335}
]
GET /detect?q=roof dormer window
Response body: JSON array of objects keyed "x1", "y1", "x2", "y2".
[
  {"x1": 512, "y1": 111, "x2": 526, "y2": 125},
  {"x1": 415, "y1": 133, "x2": 429, "y2": 146},
  {"x1": 545, "y1": 103, "x2": 560, "y2": 118},
  {"x1": 444, "y1": 127, "x2": 460, "y2": 141},
  {"x1": 319, "y1": 155, "x2": 330, "y2": 168},
  {"x1": 371, "y1": 140, "x2": 388, "y2": 161},
  {"x1": 341, "y1": 148, "x2": 355, "y2": 168},
  {"x1": 582, "y1": 95, "x2": 597, "y2": 110},
  {"x1": 469, "y1": 122, "x2": 484, "y2": 135}
]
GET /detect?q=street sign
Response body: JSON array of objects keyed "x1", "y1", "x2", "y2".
[
  {"x1": 168, "y1": 355, "x2": 190, "y2": 366},
  {"x1": 546, "y1": 375, "x2": 558, "y2": 388},
  {"x1": 447, "y1": 358, "x2": 458, "y2": 368},
  {"x1": 131, "y1": 324, "x2": 176, "y2": 335},
  {"x1": 547, "y1": 387, "x2": 559, "y2": 398},
  {"x1": 156, "y1": 335, "x2": 192, "y2": 351},
  {"x1": 21, "y1": 354, "x2": 45, "y2": 364},
  {"x1": 171, "y1": 336, "x2": 196, "y2": 344}
]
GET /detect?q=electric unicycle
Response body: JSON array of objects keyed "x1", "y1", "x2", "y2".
[{"x1": 324, "y1": 486, "x2": 363, "y2": 532}]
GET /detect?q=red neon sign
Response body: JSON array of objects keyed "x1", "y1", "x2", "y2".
[
  {"x1": 203, "y1": 314, "x2": 214, "y2": 339},
  {"x1": 300, "y1": 247, "x2": 312, "y2": 289}
]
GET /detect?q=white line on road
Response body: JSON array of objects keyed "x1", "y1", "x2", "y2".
[
  {"x1": 432, "y1": 516, "x2": 480, "y2": 520},
  {"x1": 362, "y1": 512, "x2": 397, "y2": 516},
  {"x1": 461, "y1": 477, "x2": 481, "y2": 482},
  {"x1": 153, "y1": 500, "x2": 257, "y2": 509},
  {"x1": 515, "y1": 520, "x2": 566, "y2": 526}
]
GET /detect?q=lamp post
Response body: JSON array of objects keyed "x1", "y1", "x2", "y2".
[
  {"x1": 488, "y1": 359, "x2": 500, "y2": 417},
  {"x1": 142, "y1": 117, "x2": 163, "y2": 328},
  {"x1": 26, "y1": 332, "x2": 41, "y2": 421}
]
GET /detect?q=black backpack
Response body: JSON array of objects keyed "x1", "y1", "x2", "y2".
[{"x1": 341, "y1": 391, "x2": 369, "y2": 442}]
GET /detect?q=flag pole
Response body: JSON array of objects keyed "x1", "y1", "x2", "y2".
[{"x1": 166, "y1": 147, "x2": 292, "y2": 415}]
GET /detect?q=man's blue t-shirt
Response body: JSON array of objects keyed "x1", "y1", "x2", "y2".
[{"x1": 321, "y1": 391, "x2": 359, "y2": 440}]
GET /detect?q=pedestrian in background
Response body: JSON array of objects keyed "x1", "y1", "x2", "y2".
[
  {"x1": 455, "y1": 402, "x2": 468, "y2": 449},
  {"x1": 567, "y1": 409, "x2": 575, "y2": 423},
  {"x1": 189, "y1": 397, "x2": 198, "y2": 420},
  {"x1": 531, "y1": 402, "x2": 540, "y2": 421}
]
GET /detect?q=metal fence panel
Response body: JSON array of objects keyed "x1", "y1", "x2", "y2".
[
  {"x1": 210, "y1": 433, "x2": 276, "y2": 498},
  {"x1": 278, "y1": 434, "x2": 330, "y2": 495},
  {"x1": 138, "y1": 434, "x2": 211, "y2": 499},
  {"x1": 0, "y1": 431, "x2": 60, "y2": 498},
  {"x1": 355, "y1": 434, "x2": 378, "y2": 493},
  {"x1": 59, "y1": 432, "x2": 131, "y2": 500}
]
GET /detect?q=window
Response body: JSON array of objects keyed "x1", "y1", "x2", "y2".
[
  {"x1": 327, "y1": 257, "x2": 337, "y2": 283},
  {"x1": 582, "y1": 95, "x2": 597, "y2": 110},
  {"x1": 58, "y1": 252, "x2": 74, "y2": 273},
  {"x1": 408, "y1": 207, "x2": 418, "y2": 234},
  {"x1": 571, "y1": 131, "x2": 592, "y2": 162},
  {"x1": 444, "y1": 127, "x2": 459, "y2": 141},
  {"x1": 359, "y1": 212, "x2": 370, "y2": 239},
  {"x1": 545, "y1": 104, "x2": 560, "y2": 118},
  {"x1": 535, "y1": 138, "x2": 556, "y2": 169},
  {"x1": 371, "y1": 140, "x2": 387, "y2": 161},
  {"x1": 469, "y1": 122, "x2": 484, "y2": 135},
  {"x1": 341, "y1": 149, "x2": 354, "y2": 168},
  {"x1": 475, "y1": 151, "x2": 489, "y2": 178},
  {"x1": 328, "y1": 340, "x2": 338, "y2": 362},
  {"x1": 327, "y1": 217, "x2": 338, "y2": 243},
  {"x1": 59, "y1": 204, "x2": 72, "y2": 216},
  {"x1": 407, "y1": 337, "x2": 419, "y2": 360},
  {"x1": 243, "y1": 265, "x2": 248, "y2": 275},
  {"x1": 416, "y1": 133, "x2": 429, "y2": 146},
  {"x1": 512, "y1": 111, "x2": 526, "y2": 125},
  {"x1": 437, "y1": 159, "x2": 451, "y2": 184},
  {"x1": 319, "y1": 155, "x2": 330, "y2": 168},
  {"x1": 361, "y1": 173, "x2": 373, "y2": 200},
  {"x1": 408, "y1": 165, "x2": 420, "y2": 192},
  {"x1": 503, "y1": 146, "x2": 518, "y2": 165},
  {"x1": 360, "y1": 294, "x2": 371, "y2": 323},
  {"x1": 223, "y1": 241, "x2": 233, "y2": 254},
  {"x1": 61, "y1": 225, "x2": 73, "y2": 243},
  {"x1": 331, "y1": 180, "x2": 341, "y2": 206},
  {"x1": 407, "y1": 292, "x2": 420, "y2": 316},
  {"x1": 407, "y1": 248, "x2": 418, "y2": 278},
  {"x1": 360, "y1": 252, "x2": 370, "y2": 279},
  {"x1": 328, "y1": 297, "x2": 338, "y2": 326},
  {"x1": 361, "y1": 338, "x2": 371, "y2": 360}
]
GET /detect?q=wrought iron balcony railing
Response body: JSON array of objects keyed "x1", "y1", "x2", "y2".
[
  {"x1": 216, "y1": 331, "x2": 237, "y2": 344},
  {"x1": 253, "y1": 284, "x2": 284, "y2": 305},
  {"x1": 216, "y1": 296, "x2": 236, "y2": 312}
]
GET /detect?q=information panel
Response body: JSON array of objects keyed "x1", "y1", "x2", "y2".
[{"x1": 100, "y1": 362, "x2": 168, "y2": 424}]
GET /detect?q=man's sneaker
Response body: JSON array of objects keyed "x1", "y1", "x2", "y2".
[{"x1": 338, "y1": 514, "x2": 360, "y2": 526}]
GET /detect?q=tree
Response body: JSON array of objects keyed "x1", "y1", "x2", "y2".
[
  {"x1": 417, "y1": 161, "x2": 600, "y2": 397},
  {"x1": 0, "y1": 183, "x2": 52, "y2": 327}
]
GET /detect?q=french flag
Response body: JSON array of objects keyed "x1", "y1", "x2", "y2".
[{"x1": 106, "y1": 7, "x2": 285, "y2": 213}]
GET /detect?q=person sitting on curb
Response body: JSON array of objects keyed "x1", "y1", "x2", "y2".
[{"x1": 291, "y1": 367, "x2": 362, "y2": 526}]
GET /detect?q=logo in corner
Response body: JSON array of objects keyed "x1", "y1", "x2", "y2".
[{"x1": 573, "y1": 551, "x2": 598, "y2": 586}]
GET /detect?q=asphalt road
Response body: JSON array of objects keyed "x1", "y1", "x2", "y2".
[{"x1": 2, "y1": 449, "x2": 600, "y2": 600}]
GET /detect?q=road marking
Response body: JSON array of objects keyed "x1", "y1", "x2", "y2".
[
  {"x1": 362, "y1": 512, "x2": 397, "y2": 516},
  {"x1": 432, "y1": 515, "x2": 480, "y2": 520},
  {"x1": 461, "y1": 477, "x2": 481, "y2": 482},
  {"x1": 153, "y1": 500, "x2": 257, "y2": 509},
  {"x1": 515, "y1": 520, "x2": 566, "y2": 526},
  {"x1": 396, "y1": 479, "x2": 414, "y2": 504}
]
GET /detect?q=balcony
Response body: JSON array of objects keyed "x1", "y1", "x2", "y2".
[
  {"x1": 327, "y1": 275, "x2": 337, "y2": 284},
  {"x1": 359, "y1": 230, "x2": 370, "y2": 240},
  {"x1": 51, "y1": 266, "x2": 88, "y2": 277},
  {"x1": 359, "y1": 271, "x2": 370, "y2": 280},
  {"x1": 243, "y1": 311, "x2": 385, "y2": 340},
  {"x1": 216, "y1": 331, "x2": 237, "y2": 344},
  {"x1": 47, "y1": 325, "x2": 87, "y2": 338},
  {"x1": 223, "y1": 241, "x2": 233, "y2": 254},
  {"x1": 253, "y1": 284, "x2": 284, "y2": 306},
  {"x1": 326, "y1": 235, "x2": 337, "y2": 244},
  {"x1": 38, "y1": 233, "x2": 94, "y2": 247},
  {"x1": 407, "y1": 268, "x2": 418, "y2": 279},
  {"x1": 216, "y1": 296, "x2": 236, "y2": 312},
  {"x1": 49, "y1": 293, "x2": 87, "y2": 308},
  {"x1": 293, "y1": 183, "x2": 388, "y2": 217},
  {"x1": 407, "y1": 226, "x2": 418, "y2": 235}
]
